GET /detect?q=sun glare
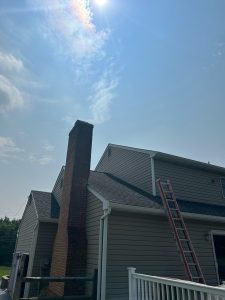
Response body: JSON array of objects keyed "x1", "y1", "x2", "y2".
[{"x1": 94, "y1": 0, "x2": 107, "y2": 7}]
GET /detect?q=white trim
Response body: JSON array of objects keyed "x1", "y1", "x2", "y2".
[
  {"x1": 97, "y1": 218, "x2": 103, "y2": 300},
  {"x1": 150, "y1": 156, "x2": 156, "y2": 196},
  {"x1": 101, "y1": 208, "x2": 111, "y2": 300},
  {"x1": 88, "y1": 186, "x2": 225, "y2": 223},
  {"x1": 110, "y1": 202, "x2": 225, "y2": 223},
  {"x1": 30, "y1": 192, "x2": 39, "y2": 219},
  {"x1": 95, "y1": 143, "x2": 225, "y2": 174},
  {"x1": 97, "y1": 208, "x2": 111, "y2": 300},
  {"x1": 210, "y1": 230, "x2": 225, "y2": 285},
  {"x1": 88, "y1": 186, "x2": 109, "y2": 210}
]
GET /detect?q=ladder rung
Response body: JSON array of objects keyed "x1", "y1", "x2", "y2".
[
  {"x1": 188, "y1": 263, "x2": 197, "y2": 266},
  {"x1": 170, "y1": 208, "x2": 179, "y2": 211},
  {"x1": 180, "y1": 239, "x2": 189, "y2": 241},
  {"x1": 166, "y1": 199, "x2": 175, "y2": 201},
  {"x1": 184, "y1": 250, "x2": 193, "y2": 253},
  {"x1": 176, "y1": 228, "x2": 185, "y2": 230},
  {"x1": 173, "y1": 218, "x2": 181, "y2": 221}
]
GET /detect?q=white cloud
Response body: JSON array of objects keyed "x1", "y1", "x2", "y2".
[
  {"x1": 0, "y1": 52, "x2": 24, "y2": 72},
  {"x1": 28, "y1": 0, "x2": 109, "y2": 77},
  {"x1": 0, "y1": 74, "x2": 24, "y2": 114},
  {"x1": 89, "y1": 68, "x2": 119, "y2": 124},
  {"x1": 0, "y1": 136, "x2": 24, "y2": 160},
  {"x1": 29, "y1": 153, "x2": 53, "y2": 165},
  {"x1": 42, "y1": 141, "x2": 54, "y2": 152}
]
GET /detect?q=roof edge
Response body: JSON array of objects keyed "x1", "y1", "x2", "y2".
[
  {"x1": 110, "y1": 202, "x2": 225, "y2": 223},
  {"x1": 88, "y1": 186, "x2": 225, "y2": 223},
  {"x1": 96, "y1": 143, "x2": 225, "y2": 174}
]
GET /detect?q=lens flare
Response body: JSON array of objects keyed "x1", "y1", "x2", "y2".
[{"x1": 94, "y1": 0, "x2": 107, "y2": 7}]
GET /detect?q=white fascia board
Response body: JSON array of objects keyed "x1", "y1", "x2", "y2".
[
  {"x1": 30, "y1": 192, "x2": 39, "y2": 219},
  {"x1": 87, "y1": 185, "x2": 110, "y2": 210},
  {"x1": 109, "y1": 143, "x2": 157, "y2": 156},
  {"x1": 110, "y1": 202, "x2": 225, "y2": 223},
  {"x1": 88, "y1": 186, "x2": 225, "y2": 223}
]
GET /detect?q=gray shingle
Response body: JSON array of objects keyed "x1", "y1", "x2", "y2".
[
  {"x1": 31, "y1": 190, "x2": 59, "y2": 219},
  {"x1": 88, "y1": 171, "x2": 225, "y2": 218}
]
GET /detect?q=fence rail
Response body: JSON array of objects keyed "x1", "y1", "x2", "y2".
[{"x1": 128, "y1": 267, "x2": 225, "y2": 300}]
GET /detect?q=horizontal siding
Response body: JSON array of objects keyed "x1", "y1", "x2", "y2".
[
  {"x1": 16, "y1": 198, "x2": 38, "y2": 254},
  {"x1": 30, "y1": 222, "x2": 58, "y2": 296},
  {"x1": 155, "y1": 159, "x2": 225, "y2": 205},
  {"x1": 96, "y1": 146, "x2": 152, "y2": 194},
  {"x1": 106, "y1": 211, "x2": 222, "y2": 300},
  {"x1": 52, "y1": 167, "x2": 64, "y2": 205},
  {"x1": 86, "y1": 192, "x2": 103, "y2": 295}
]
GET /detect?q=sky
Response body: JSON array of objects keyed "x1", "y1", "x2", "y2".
[{"x1": 0, "y1": 0, "x2": 225, "y2": 218}]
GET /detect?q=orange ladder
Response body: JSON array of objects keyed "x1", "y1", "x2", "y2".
[{"x1": 156, "y1": 179, "x2": 205, "y2": 284}]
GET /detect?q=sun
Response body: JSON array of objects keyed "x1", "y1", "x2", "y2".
[{"x1": 94, "y1": 0, "x2": 107, "y2": 7}]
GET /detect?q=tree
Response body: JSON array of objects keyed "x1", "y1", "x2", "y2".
[{"x1": 0, "y1": 217, "x2": 20, "y2": 266}]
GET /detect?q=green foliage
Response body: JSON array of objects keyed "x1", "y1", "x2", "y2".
[
  {"x1": 0, "y1": 266, "x2": 11, "y2": 277},
  {"x1": 0, "y1": 217, "x2": 20, "y2": 266}
]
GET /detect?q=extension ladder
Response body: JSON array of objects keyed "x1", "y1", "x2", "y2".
[{"x1": 156, "y1": 178, "x2": 206, "y2": 284}]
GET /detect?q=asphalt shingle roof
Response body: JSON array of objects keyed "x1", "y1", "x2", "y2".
[
  {"x1": 88, "y1": 171, "x2": 225, "y2": 218},
  {"x1": 31, "y1": 190, "x2": 60, "y2": 219},
  {"x1": 88, "y1": 171, "x2": 161, "y2": 209},
  {"x1": 30, "y1": 171, "x2": 225, "y2": 220}
]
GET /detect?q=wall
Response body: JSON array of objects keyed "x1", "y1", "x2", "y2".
[
  {"x1": 155, "y1": 159, "x2": 225, "y2": 205},
  {"x1": 16, "y1": 198, "x2": 38, "y2": 254},
  {"x1": 52, "y1": 167, "x2": 65, "y2": 206},
  {"x1": 106, "y1": 211, "x2": 222, "y2": 300},
  {"x1": 96, "y1": 146, "x2": 153, "y2": 194},
  {"x1": 85, "y1": 192, "x2": 103, "y2": 295},
  {"x1": 29, "y1": 222, "x2": 58, "y2": 296}
]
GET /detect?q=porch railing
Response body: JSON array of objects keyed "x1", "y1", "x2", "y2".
[{"x1": 128, "y1": 267, "x2": 225, "y2": 300}]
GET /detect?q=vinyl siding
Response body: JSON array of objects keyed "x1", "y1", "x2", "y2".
[
  {"x1": 96, "y1": 147, "x2": 153, "y2": 194},
  {"x1": 106, "y1": 211, "x2": 222, "y2": 300},
  {"x1": 86, "y1": 192, "x2": 103, "y2": 295},
  {"x1": 52, "y1": 167, "x2": 65, "y2": 205},
  {"x1": 29, "y1": 222, "x2": 58, "y2": 296},
  {"x1": 155, "y1": 159, "x2": 225, "y2": 206},
  {"x1": 16, "y1": 198, "x2": 38, "y2": 254}
]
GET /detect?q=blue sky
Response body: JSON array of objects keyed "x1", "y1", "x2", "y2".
[{"x1": 0, "y1": 0, "x2": 225, "y2": 218}]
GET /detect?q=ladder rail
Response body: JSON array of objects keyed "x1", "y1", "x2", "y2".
[{"x1": 156, "y1": 178, "x2": 206, "y2": 284}]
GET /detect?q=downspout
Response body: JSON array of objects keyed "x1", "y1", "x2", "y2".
[{"x1": 97, "y1": 206, "x2": 111, "y2": 300}]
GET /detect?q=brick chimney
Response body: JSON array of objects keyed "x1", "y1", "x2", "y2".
[{"x1": 49, "y1": 120, "x2": 93, "y2": 296}]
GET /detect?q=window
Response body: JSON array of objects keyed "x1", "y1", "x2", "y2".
[{"x1": 221, "y1": 178, "x2": 225, "y2": 198}]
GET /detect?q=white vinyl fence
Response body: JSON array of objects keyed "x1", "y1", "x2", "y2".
[{"x1": 128, "y1": 267, "x2": 225, "y2": 300}]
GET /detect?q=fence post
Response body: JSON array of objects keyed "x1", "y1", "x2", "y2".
[
  {"x1": 128, "y1": 267, "x2": 136, "y2": 300},
  {"x1": 92, "y1": 269, "x2": 98, "y2": 300}
]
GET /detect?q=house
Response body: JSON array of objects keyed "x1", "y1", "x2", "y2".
[{"x1": 10, "y1": 120, "x2": 225, "y2": 300}]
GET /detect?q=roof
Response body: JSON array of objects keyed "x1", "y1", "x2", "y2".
[
  {"x1": 31, "y1": 190, "x2": 60, "y2": 219},
  {"x1": 88, "y1": 171, "x2": 225, "y2": 218},
  {"x1": 97, "y1": 144, "x2": 225, "y2": 175}
]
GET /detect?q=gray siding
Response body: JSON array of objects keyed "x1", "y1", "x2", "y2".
[
  {"x1": 30, "y1": 222, "x2": 58, "y2": 296},
  {"x1": 155, "y1": 159, "x2": 225, "y2": 206},
  {"x1": 52, "y1": 167, "x2": 65, "y2": 205},
  {"x1": 86, "y1": 192, "x2": 103, "y2": 294},
  {"x1": 16, "y1": 198, "x2": 38, "y2": 254},
  {"x1": 96, "y1": 146, "x2": 153, "y2": 194},
  {"x1": 106, "y1": 211, "x2": 223, "y2": 300}
]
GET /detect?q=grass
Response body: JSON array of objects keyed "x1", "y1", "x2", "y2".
[{"x1": 0, "y1": 266, "x2": 11, "y2": 277}]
